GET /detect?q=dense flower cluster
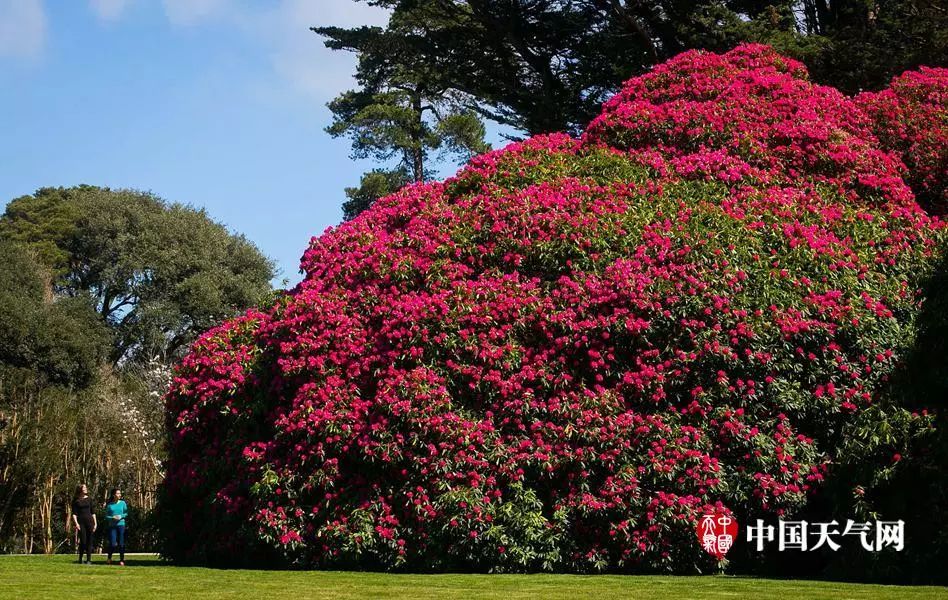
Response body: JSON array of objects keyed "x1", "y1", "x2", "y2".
[
  {"x1": 160, "y1": 45, "x2": 947, "y2": 572},
  {"x1": 856, "y1": 67, "x2": 948, "y2": 214}
]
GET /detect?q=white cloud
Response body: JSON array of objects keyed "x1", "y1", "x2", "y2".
[
  {"x1": 265, "y1": 0, "x2": 389, "y2": 102},
  {"x1": 80, "y1": 0, "x2": 389, "y2": 103},
  {"x1": 89, "y1": 0, "x2": 131, "y2": 21},
  {"x1": 155, "y1": 0, "x2": 389, "y2": 101},
  {"x1": 0, "y1": 0, "x2": 46, "y2": 60},
  {"x1": 162, "y1": 0, "x2": 231, "y2": 26}
]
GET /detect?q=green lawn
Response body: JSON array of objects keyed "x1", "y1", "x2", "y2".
[{"x1": 0, "y1": 555, "x2": 946, "y2": 599}]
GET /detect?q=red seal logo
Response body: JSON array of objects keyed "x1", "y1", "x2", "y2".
[{"x1": 697, "y1": 512, "x2": 738, "y2": 560}]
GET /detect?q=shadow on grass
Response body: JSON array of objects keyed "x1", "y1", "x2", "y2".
[{"x1": 116, "y1": 558, "x2": 166, "y2": 568}]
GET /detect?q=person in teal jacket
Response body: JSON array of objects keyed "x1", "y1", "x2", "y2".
[{"x1": 105, "y1": 488, "x2": 129, "y2": 565}]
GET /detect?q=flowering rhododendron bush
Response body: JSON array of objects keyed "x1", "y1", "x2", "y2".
[
  {"x1": 857, "y1": 67, "x2": 948, "y2": 215},
  {"x1": 160, "y1": 45, "x2": 948, "y2": 573}
]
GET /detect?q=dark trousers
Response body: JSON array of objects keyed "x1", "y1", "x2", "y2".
[
  {"x1": 77, "y1": 521, "x2": 94, "y2": 561},
  {"x1": 108, "y1": 525, "x2": 126, "y2": 561}
]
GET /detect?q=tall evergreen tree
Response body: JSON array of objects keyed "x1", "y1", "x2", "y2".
[
  {"x1": 318, "y1": 0, "x2": 947, "y2": 140},
  {"x1": 315, "y1": 11, "x2": 489, "y2": 219}
]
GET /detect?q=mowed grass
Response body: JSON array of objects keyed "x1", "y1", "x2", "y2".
[{"x1": 0, "y1": 555, "x2": 946, "y2": 600}]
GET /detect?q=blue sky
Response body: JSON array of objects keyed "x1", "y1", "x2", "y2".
[{"x1": 0, "y1": 0, "x2": 424, "y2": 284}]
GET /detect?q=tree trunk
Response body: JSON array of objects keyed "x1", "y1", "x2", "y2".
[
  {"x1": 25, "y1": 507, "x2": 35, "y2": 554},
  {"x1": 40, "y1": 475, "x2": 54, "y2": 554},
  {"x1": 411, "y1": 91, "x2": 425, "y2": 182}
]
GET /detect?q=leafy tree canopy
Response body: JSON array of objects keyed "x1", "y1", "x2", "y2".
[
  {"x1": 0, "y1": 240, "x2": 106, "y2": 388},
  {"x1": 342, "y1": 168, "x2": 413, "y2": 221},
  {"x1": 0, "y1": 186, "x2": 275, "y2": 365},
  {"x1": 314, "y1": 10, "x2": 490, "y2": 217},
  {"x1": 319, "y1": 1, "x2": 947, "y2": 136}
]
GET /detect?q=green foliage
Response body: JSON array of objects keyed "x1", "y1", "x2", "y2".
[
  {"x1": 0, "y1": 243, "x2": 165, "y2": 553},
  {"x1": 315, "y1": 13, "x2": 490, "y2": 219},
  {"x1": 0, "y1": 186, "x2": 272, "y2": 556},
  {"x1": 0, "y1": 187, "x2": 82, "y2": 275},
  {"x1": 343, "y1": 168, "x2": 412, "y2": 221},
  {"x1": 0, "y1": 240, "x2": 106, "y2": 388},
  {"x1": 326, "y1": 90, "x2": 487, "y2": 179},
  {"x1": 0, "y1": 365, "x2": 164, "y2": 554},
  {"x1": 0, "y1": 186, "x2": 275, "y2": 364},
  {"x1": 319, "y1": 1, "x2": 947, "y2": 136},
  {"x1": 707, "y1": 2, "x2": 948, "y2": 94},
  {"x1": 0, "y1": 241, "x2": 106, "y2": 549}
]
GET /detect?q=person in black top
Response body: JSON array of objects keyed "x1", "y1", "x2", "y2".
[{"x1": 71, "y1": 484, "x2": 97, "y2": 564}]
